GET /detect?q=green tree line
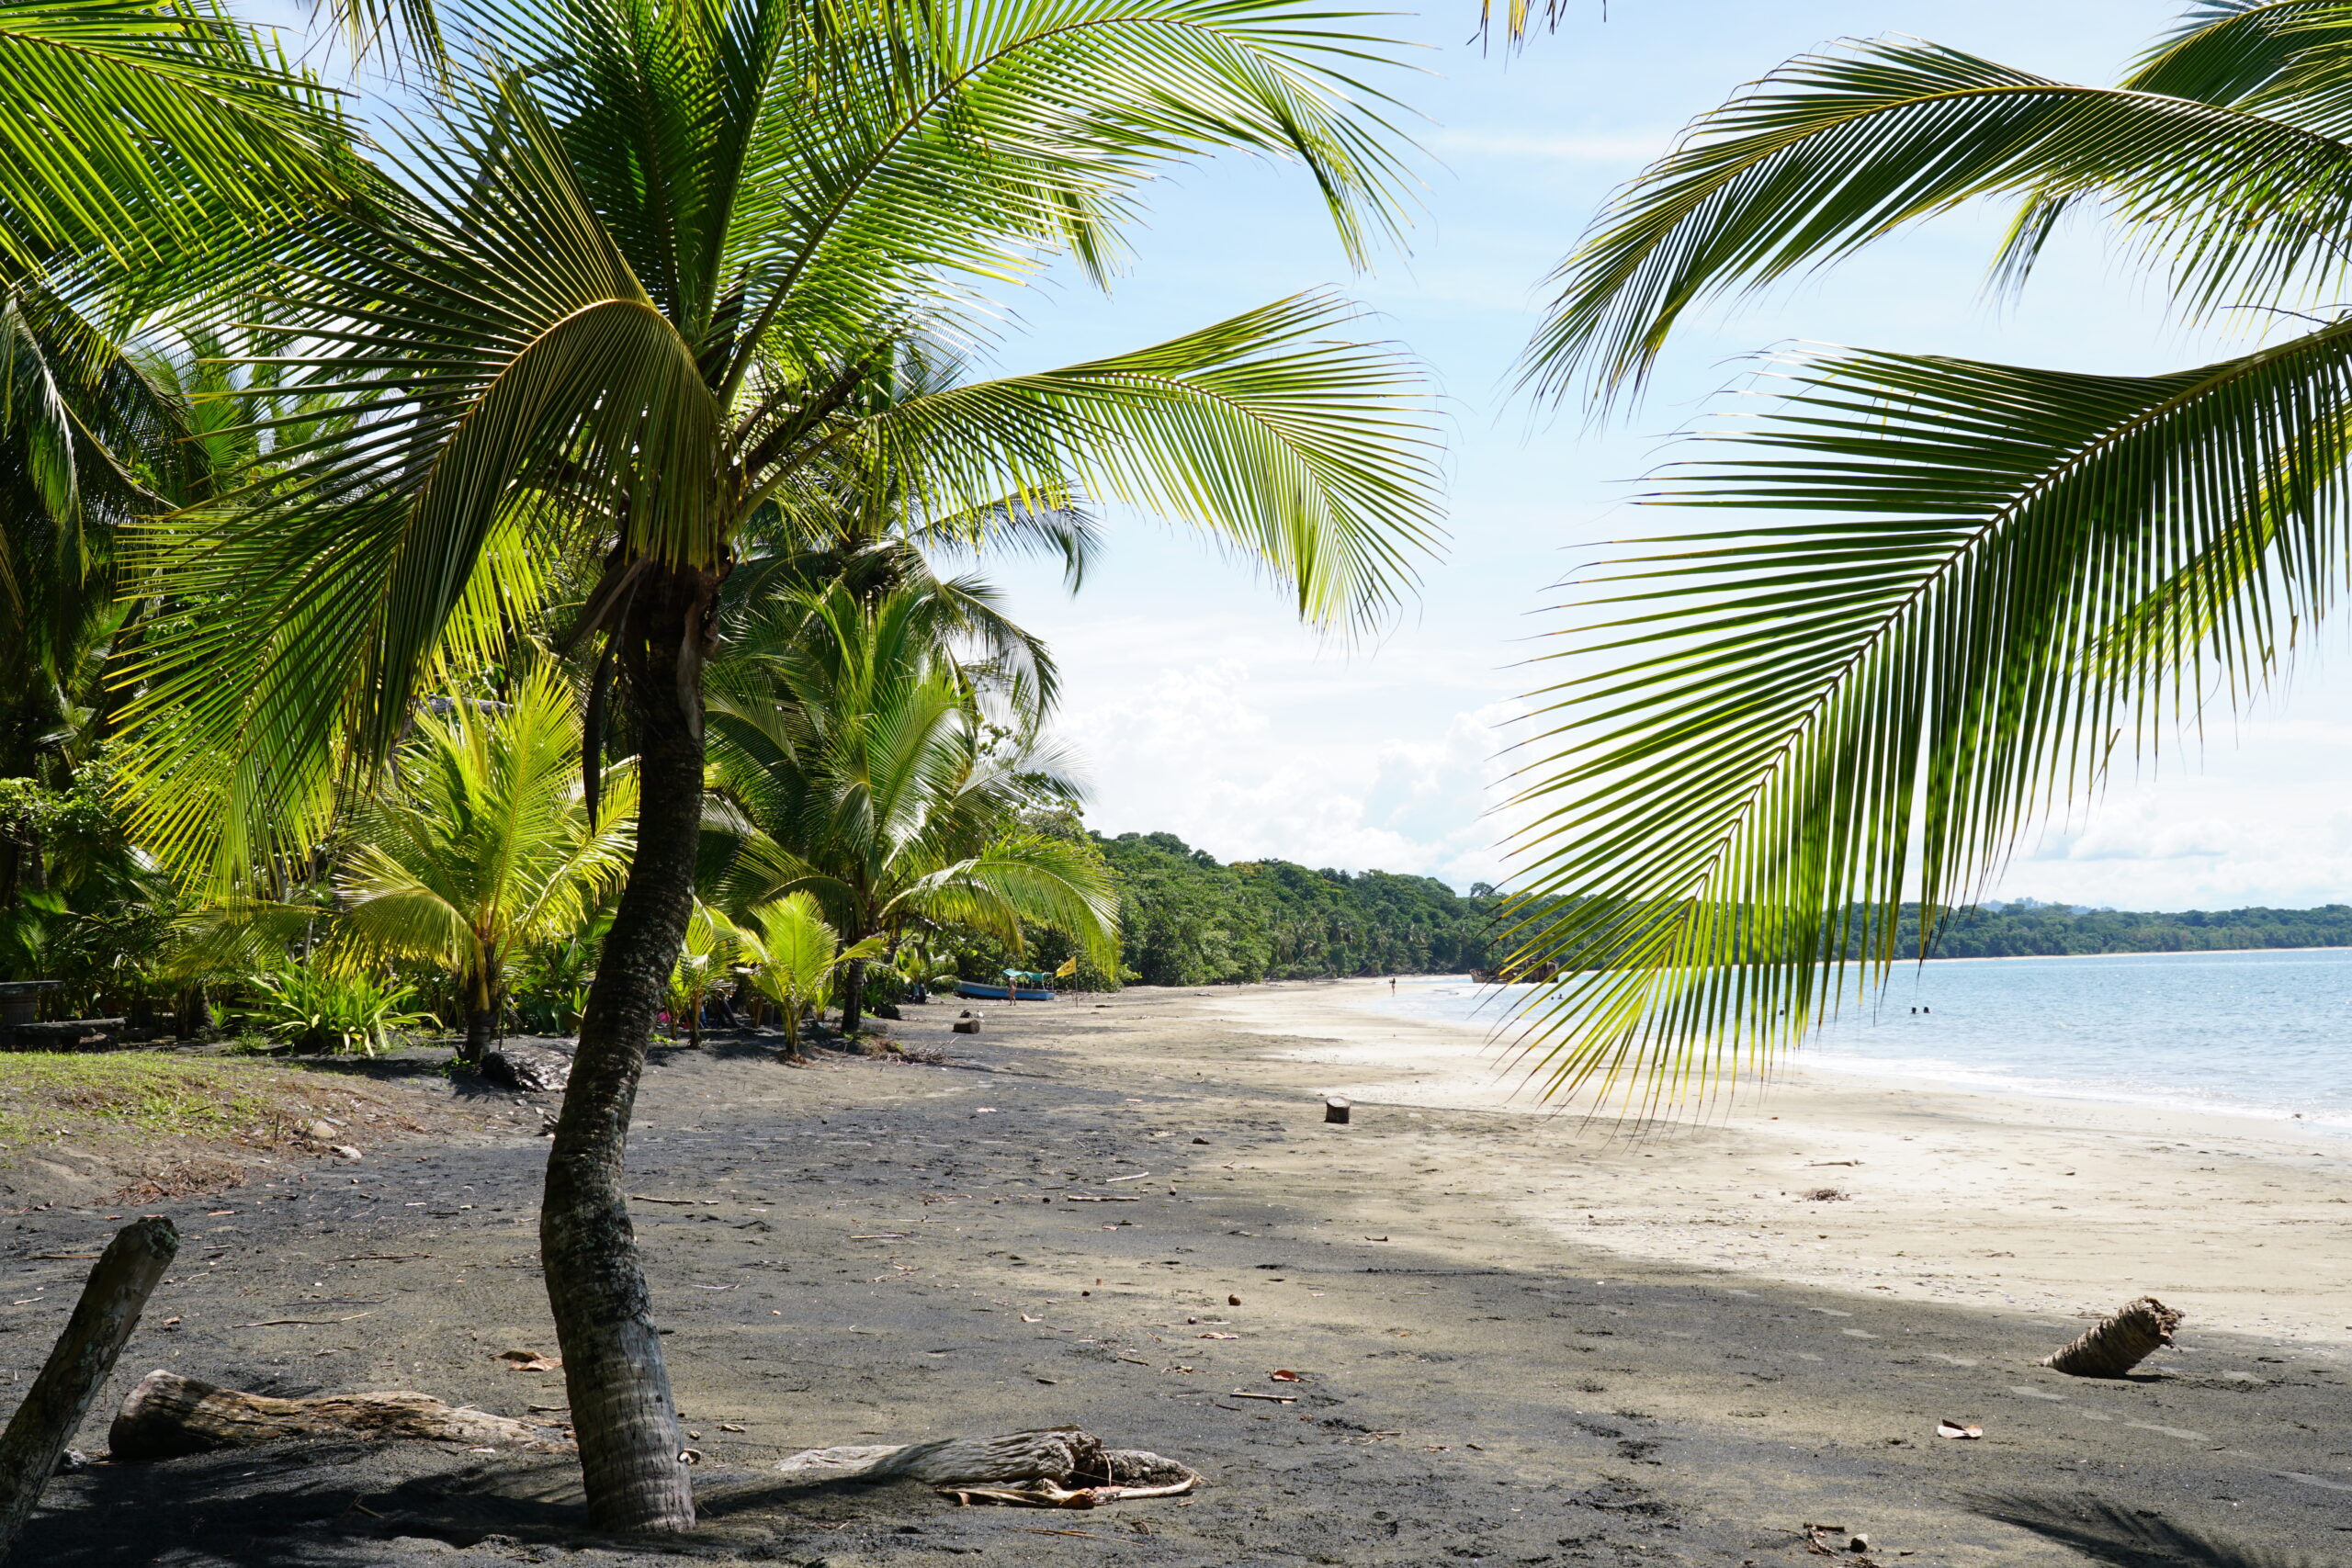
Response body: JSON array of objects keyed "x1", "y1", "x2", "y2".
[
  {"x1": 1881, "y1": 903, "x2": 2352, "y2": 962},
  {"x1": 1091, "y1": 831, "x2": 1495, "y2": 985}
]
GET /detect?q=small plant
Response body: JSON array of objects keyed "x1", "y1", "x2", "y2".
[
  {"x1": 245, "y1": 966, "x2": 435, "y2": 1055},
  {"x1": 748, "y1": 894, "x2": 884, "y2": 1054}
]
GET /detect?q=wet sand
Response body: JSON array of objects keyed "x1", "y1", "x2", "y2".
[{"x1": 8, "y1": 985, "x2": 2351, "y2": 1566}]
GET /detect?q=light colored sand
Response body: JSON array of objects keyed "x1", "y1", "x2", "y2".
[{"x1": 1183, "y1": 978, "x2": 2352, "y2": 1345}]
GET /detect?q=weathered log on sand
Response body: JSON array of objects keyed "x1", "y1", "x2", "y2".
[
  {"x1": 108, "y1": 1371, "x2": 571, "y2": 1461},
  {"x1": 0, "y1": 1218, "x2": 177, "y2": 1564},
  {"x1": 776, "y1": 1427, "x2": 1201, "y2": 1508},
  {"x1": 481, "y1": 1038, "x2": 574, "y2": 1093},
  {"x1": 2041, "y1": 1296, "x2": 2183, "y2": 1378}
]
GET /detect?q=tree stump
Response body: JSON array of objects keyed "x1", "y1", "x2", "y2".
[
  {"x1": 2041, "y1": 1297, "x2": 2183, "y2": 1378},
  {"x1": 0, "y1": 1218, "x2": 176, "y2": 1565},
  {"x1": 108, "y1": 1371, "x2": 570, "y2": 1461},
  {"x1": 775, "y1": 1427, "x2": 1201, "y2": 1508}
]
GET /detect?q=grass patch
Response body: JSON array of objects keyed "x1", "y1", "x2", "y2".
[{"x1": 0, "y1": 1053, "x2": 422, "y2": 1148}]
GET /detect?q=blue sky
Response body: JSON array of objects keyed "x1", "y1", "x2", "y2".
[{"x1": 961, "y1": 0, "x2": 2352, "y2": 912}]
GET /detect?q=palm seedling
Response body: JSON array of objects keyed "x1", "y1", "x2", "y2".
[
  {"x1": 334, "y1": 663, "x2": 635, "y2": 1060},
  {"x1": 745, "y1": 891, "x2": 883, "y2": 1053},
  {"x1": 1502, "y1": 3, "x2": 2352, "y2": 1108}
]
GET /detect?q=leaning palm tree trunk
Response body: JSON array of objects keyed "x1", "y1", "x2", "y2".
[{"x1": 540, "y1": 570, "x2": 711, "y2": 1531}]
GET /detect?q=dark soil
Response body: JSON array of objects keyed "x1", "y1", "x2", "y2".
[{"x1": 3, "y1": 995, "x2": 2346, "y2": 1566}]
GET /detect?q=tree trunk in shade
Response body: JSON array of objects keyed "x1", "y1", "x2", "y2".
[
  {"x1": 838, "y1": 955, "x2": 866, "y2": 1035},
  {"x1": 538, "y1": 565, "x2": 709, "y2": 1533}
]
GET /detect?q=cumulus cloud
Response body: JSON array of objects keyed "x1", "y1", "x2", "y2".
[{"x1": 1038, "y1": 623, "x2": 1525, "y2": 888}]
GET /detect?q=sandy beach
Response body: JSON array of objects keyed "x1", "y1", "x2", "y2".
[
  {"x1": 8, "y1": 984, "x2": 2352, "y2": 1565},
  {"x1": 1204, "y1": 979, "x2": 2352, "y2": 1345}
]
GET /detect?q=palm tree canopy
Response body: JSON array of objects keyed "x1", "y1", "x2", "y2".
[
  {"x1": 1499, "y1": 2, "x2": 2352, "y2": 1109},
  {"x1": 708, "y1": 581, "x2": 1118, "y2": 964},
  {"x1": 116, "y1": 0, "x2": 1442, "y2": 880}
]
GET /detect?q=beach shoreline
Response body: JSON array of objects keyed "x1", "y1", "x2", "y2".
[{"x1": 1195, "y1": 976, "x2": 2352, "y2": 1345}]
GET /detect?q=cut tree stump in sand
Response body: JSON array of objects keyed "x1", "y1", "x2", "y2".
[
  {"x1": 775, "y1": 1427, "x2": 1201, "y2": 1508},
  {"x1": 2041, "y1": 1297, "x2": 2183, "y2": 1378},
  {"x1": 108, "y1": 1371, "x2": 571, "y2": 1461},
  {"x1": 0, "y1": 1218, "x2": 176, "y2": 1564}
]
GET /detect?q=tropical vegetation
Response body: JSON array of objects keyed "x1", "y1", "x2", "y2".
[
  {"x1": 1094, "y1": 830, "x2": 1497, "y2": 985},
  {"x1": 0, "y1": 0, "x2": 1440, "y2": 1529},
  {"x1": 1504, "y1": 2, "x2": 2352, "y2": 1104}
]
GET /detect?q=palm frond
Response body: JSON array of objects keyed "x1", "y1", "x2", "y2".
[
  {"x1": 0, "y1": 0, "x2": 352, "y2": 273},
  {"x1": 1506, "y1": 322, "x2": 2352, "y2": 1110},
  {"x1": 1523, "y1": 34, "x2": 2352, "y2": 408},
  {"x1": 839, "y1": 293, "x2": 1442, "y2": 629}
]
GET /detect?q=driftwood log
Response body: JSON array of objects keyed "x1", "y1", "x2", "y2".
[
  {"x1": 2041, "y1": 1297, "x2": 2183, "y2": 1378},
  {"x1": 481, "y1": 1039, "x2": 573, "y2": 1093},
  {"x1": 776, "y1": 1427, "x2": 1201, "y2": 1507},
  {"x1": 109, "y1": 1371, "x2": 571, "y2": 1461},
  {"x1": 0, "y1": 1218, "x2": 177, "y2": 1564}
]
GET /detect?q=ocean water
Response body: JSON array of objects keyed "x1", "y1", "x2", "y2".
[{"x1": 1348, "y1": 949, "x2": 2352, "y2": 1131}]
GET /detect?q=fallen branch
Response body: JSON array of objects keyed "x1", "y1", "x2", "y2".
[
  {"x1": 776, "y1": 1427, "x2": 1200, "y2": 1508},
  {"x1": 109, "y1": 1371, "x2": 570, "y2": 1461},
  {"x1": 0, "y1": 1219, "x2": 177, "y2": 1565},
  {"x1": 2041, "y1": 1297, "x2": 2183, "y2": 1379}
]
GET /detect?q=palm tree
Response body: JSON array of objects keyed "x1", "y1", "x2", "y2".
[
  {"x1": 662, "y1": 898, "x2": 752, "y2": 1045},
  {"x1": 118, "y1": 0, "x2": 1438, "y2": 1528},
  {"x1": 1500, "y1": 4, "x2": 2352, "y2": 1106},
  {"x1": 708, "y1": 581, "x2": 1120, "y2": 1031},
  {"x1": 745, "y1": 891, "x2": 882, "y2": 1052},
  {"x1": 334, "y1": 664, "x2": 636, "y2": 1061},
  {"x1": 0, "y1": 0, "x2": 350, "y2": 936}
]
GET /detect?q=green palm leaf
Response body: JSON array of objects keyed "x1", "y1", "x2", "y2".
[
  {"x1": 836, "y1": 294, "x2": 1441, "y2": 628},
  {"x1": 0, "y1": 0, "x2": 349, "y2": 271},
  {"x1": 1507, "y1": 323, "x2": 2352, "y2": 1107},
  {"x1": 1523, "y1": 32, "x2": 2352, "y2": 408}
]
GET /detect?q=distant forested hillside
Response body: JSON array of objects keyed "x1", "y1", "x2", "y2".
[
  {"x1": 1014, "y1": 829, "x2": 2352, "y2": 988},
  {"x1": 1886, "y1": 901, "x2": 2352, "y2": 960},
  {"x1": 1093, "y1": 831, "x2": 1498, "y2": 986}
]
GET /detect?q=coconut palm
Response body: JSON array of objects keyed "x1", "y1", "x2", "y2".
[
  {"x1": 0, "y1": 0, "x2": 354, "y2": 922},
  {"x1": 334, "y1": 664, "x2": 636, "y2": 1061},
  {"x1": 745, "y1": 890, "x2": 883, "y2": 1051},
  {"x1": 708, "y1": 581, "x2": 1119, "y2": 1032},
  {"x1": 662, "y1": 898, "x2": 753, "y2": 1045},
  {"x1": 117, "y1": 0, "x2": 1437, "y2": 1528},
  {"x1": 1500, "y1": 4, "x2": 2352, "y2": 1107}
]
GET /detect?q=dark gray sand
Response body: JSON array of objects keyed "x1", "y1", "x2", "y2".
[{"x1": 6, "y1": 989, "x2": 2347, "y2": 1565}]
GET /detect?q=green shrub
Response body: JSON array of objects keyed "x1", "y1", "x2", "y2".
[{"x1": 244, "y1": 967, "x2": 436, "y2": 1055}]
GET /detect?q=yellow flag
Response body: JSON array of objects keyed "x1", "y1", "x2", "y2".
[{"x1": 1054, "y1": 956, "x2": 1078, "y2": 979}]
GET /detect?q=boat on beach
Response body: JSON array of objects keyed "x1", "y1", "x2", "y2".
[{"x1": 955, "y1": 980, "x2": 1058, "y2": 1000}]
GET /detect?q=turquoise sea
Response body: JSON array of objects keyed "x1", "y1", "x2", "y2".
[{"x1": 1351, "y1": 948, "x2": 2352, "y2": 1131}]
